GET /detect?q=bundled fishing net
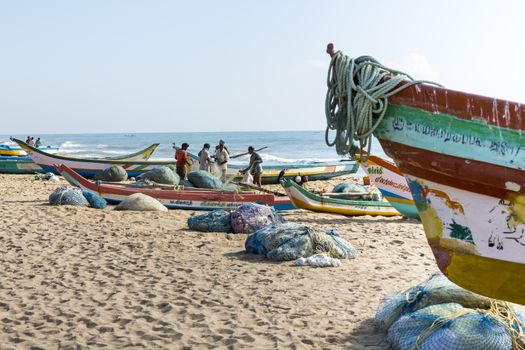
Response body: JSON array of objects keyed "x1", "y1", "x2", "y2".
[
  {"x1": 35, "y1": 172, "x2": 59, "y2": 181},
  {"x1": 187, "y1": 210, "x2": 232, "y2": 232},
  {"x1": 137, "y1": 166, "x2": 180, "y2": 185},
  {"x1": 375, "y1": 273, "x2": 491, "y2": 332},
  {"x1": 179, "y1": 179, "x2": 195, "y2": 188},
  {"x1": 188, "y1": 170, "x2": 223, "y2": 189},
  {"x1": 388, "y1": 302, "x2": 520, "y2": 350},
  {"x1": 49, "y1": 185, "x2": 89, "y2": 206},
  {"x1": 230, "y1": 203, "x2": 285, "y2": 234},
  {"x1": 332, "y1": 182, "x2": 368, "y2": 194},
  {"x1": 93, "y1": 166, "x2": 128, "y2": 182},
  {"x1": 245, "y1": 222, "x2": 358, "y2": 261},
  {"x1": 82, "y1": 191, "x2": 107, "y2": 209},
  {"x1": 114, "y1": 193, "x2": 168, "y2": 211}
]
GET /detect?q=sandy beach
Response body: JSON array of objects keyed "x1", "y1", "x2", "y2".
[{"x1": 0, "y1": 174, "x2": 437, "y2": 349}]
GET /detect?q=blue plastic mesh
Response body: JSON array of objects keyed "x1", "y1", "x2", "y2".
[{"x1": 187, "y1": 210, "x2": 232, "y2": 232}]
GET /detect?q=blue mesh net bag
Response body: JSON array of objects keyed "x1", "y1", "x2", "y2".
[
  {"x1": 82, "y1": 191, "x2": 107, "y2": 209},
  {"x1": 388, "y1": 302, "x2": 515, "y2": 350},
  {"x1": 187, "y1": 210, "x2": 232, "y2": 232},
  {"x1": 332, "y1": 182, "x2": 368, "y2": 194},
  {"x1": 231, "y1": 203, "x2": 285, "y2": 234},
  {"x1": 188, "y1": 170, "x2": 222, "y2": 189},
  {"x1": 49, "y1": 185, "x2": 89, "y2": 206},
  {"x1": 93, "y1": 166, "x2": 128, "y2": 182},
  {"x1": 375, "y1": 273, "x2": 492, "y2": 332},
  {"x1": 137, "y1": 166, "x2": 180, "y2": 185},
  {"x1": 245, "y1": 222, "x2": 358, "y2": 261}
]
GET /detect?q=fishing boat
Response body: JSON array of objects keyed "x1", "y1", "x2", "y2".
[
  {"x1": 58, "y1": 164, "x2": 294, "y2": 211},
  {"x1": 281, "y1": 178, "x2": 401, "y2": 216},
  {"x1": 0, "y1": 143, "x2": 160, "y2": 174},
  {"x1": 356, "y1": 154, "x2": 419, "y2": 219},
  {"x1": 0, "y1": 144, "x2": 59, "y2": 156},
  {"x1": 186, "y1": 151, "x2": 359, "y2": 184},
  {"x1": 13, "y1": 138, "x2": 175, "y2": 177},
  {"x1": 325, "y1": 47, "x2": 525, "y2": 303}
]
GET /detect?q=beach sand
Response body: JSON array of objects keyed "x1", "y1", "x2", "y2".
[{"x1": 0, "y1": 174, "x2": 437, "y2": 349}]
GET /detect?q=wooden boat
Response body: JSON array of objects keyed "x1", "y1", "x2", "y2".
[
  {"x1": 0, "y1": 142, "x2": 160, "y2": 174},
  {"x1": 0, "y1": 144, "x2": 59, "y2": 156},
  {"x1": 186, "y1": 151, "x2": 359, "y2": 184},
  {"x1": 356, "y1": 154, "x2": 419, "y2": 219},
  {"x1": 326, "y1": 50, "x2": 525, "y2": 303},
  {"x1": 281, "y1": 178, "x2": 401, "y2": 216},
  {"x1": 13, "y1": 138, "x2": 175, "y2": 177},
  {"x1": 58, "y1": 164, "x2": 294, "y2": 211}
]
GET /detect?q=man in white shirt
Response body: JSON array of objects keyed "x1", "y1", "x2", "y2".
[
  {"x1": 215, "y1": 140, "x2": 230, "y2": 182},
  {"x1": 198, "y1": 143, "x2": 213, "y2": 172}
]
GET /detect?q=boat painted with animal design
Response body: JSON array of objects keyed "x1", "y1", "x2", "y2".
[
  {"x1": 1, "y1": 142, "x2": 160, "y2": 174},
  {"x1": 334, "y1": 66, "x2": 525, "y2": 303},
  {"x1": 356, "y1": 154, "x2": 419, "y2": 219},
  {"x1": 13, "y1": 139, "x2": 176, "y2": 177},
  {"x1": 186, "y1": 151, "x2": 359, "y2": 184},
  {"x1": 58, "y1": 164, "x2": 294, "y2": 211},
  {"x1": 281, "y1": 178, "x2": 401, "y2": 216}
]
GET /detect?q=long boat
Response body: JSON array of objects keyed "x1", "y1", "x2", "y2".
[
  {"x1": 326, "y1": 49, "x2": 525, "y2": 303},
  {"x1": 281, "y1": 178, "x2": 401, "y2": 216},
  {"x1": 356, "y1": 154, "x2": 419, "y2": 219},
  {"x1": 0, "y1": 144, "x2": 59, "y2": 156},
  {"x1": 0, "y1": 142, "x2": 160, "y2": 174},
  {"x1": 58, "y1": 164, "x2": 294, "y2": 211},
  {"x1": 186, "y1": 151, "x2": 359, "y2": 184},
  {"x1": 13, "y1": 139, "x2": 175, "y2": 177}
]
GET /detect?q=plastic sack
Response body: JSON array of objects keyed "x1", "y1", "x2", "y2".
[
  {"x1": 49, "y1": 185, "x2": 89, "y2": 206},
  {"x1": 187, "y1": 210, "x2": 232, "y2": 232},
  {"x1": 115, "y1": 193, "x2": 168, "y2": 211},
  {"x1": 230, "y1": 203, "x2": 284, "y2": 234},
  {"x1": 93, "y1": 166, "x2": 128, "y2": 182},
  {"x1": 294, "y1": 253, "x2": 341, "y2": 267},
  {"x1": 240, "y1": 172, "x2": 253, "y2": 185}
]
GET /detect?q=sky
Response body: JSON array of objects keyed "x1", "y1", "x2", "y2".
[{"x1": 2, "y1": 0, "x2": 525, "y2": 134}]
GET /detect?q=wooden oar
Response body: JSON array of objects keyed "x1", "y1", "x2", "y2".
[
  {"x1": 239, "y1": 182, "x2": 287, "y2": 197},
  {"x1": 230, "y1": 146, "x2": 268, "y2": 159}
]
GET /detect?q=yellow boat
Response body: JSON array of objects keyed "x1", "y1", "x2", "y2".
[{"x1": 281, "y1": 178, "x2": 401, "y2": 216}]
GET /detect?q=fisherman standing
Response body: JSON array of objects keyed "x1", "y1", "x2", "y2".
[
  {"x1": 240, "y1": 146, "x2": 264, "y2": 187},
  {"x1": 215, "y1": 140, "x2": 230, "y2": 182},
  {"x1": 198, "y1": 143, "x2": 213, "y2": 172},
  {"x1": 175, "y1": 143, "x2": 191, "y2": 180}
]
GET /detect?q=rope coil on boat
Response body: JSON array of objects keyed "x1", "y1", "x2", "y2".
[{"x1": 324, "y1": 45, "x2": 441, "y2": 160}]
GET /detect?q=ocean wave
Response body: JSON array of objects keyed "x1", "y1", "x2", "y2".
[{"x1": 59, "y1": 141, "x2": 84, "y2": 149}]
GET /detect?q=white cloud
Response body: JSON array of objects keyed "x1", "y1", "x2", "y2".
[{"x1": 387, "y1": 53, "x2": 439, "y2": 81}]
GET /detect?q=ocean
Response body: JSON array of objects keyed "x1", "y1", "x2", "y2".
[{"x1": 1, "y1": 131, "x2": 388, "y2": 168}]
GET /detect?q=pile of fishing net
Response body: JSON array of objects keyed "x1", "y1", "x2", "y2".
[
  {"x1": 231, "y1": 203, "x2": 284, "y2": 233},
  {"x1": 187, "y1": 170, "x2": 239, "y2": 191},
  {"x1": 137, "y1": 166, "x2": 180, "y2": 185},
  {"x1": 93, "y1": 165, "x2": 128, "y2": 182},
  {"x1": 245, "y1": 222, "x2": 358, "y2": 261},
  {"x1": 34, "y1": 172, "x2": 59, "y2": 182},
  {"x1": 188, "y1": 170, "x2": 223, "y2": 189},
  {"x1": 115, "y1": 193, "x2": 168, "y2": 211},
  {"x1": 188, "y1": 210, "x2": 233, "y2": 232},
  {"x1": 49, "y1": 185, "x2": 107, "y2": 209},
  {"x1": 375, "y1": 273, "x2": 525, "y2": 349},
  {"x1": 186, "y1": 203, "x2": 283, "y2": 233},
  {"x1": 332, "y1": 182, "x2": 368, "y2": 194}
]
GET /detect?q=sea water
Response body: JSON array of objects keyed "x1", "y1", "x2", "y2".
[{"x1": 0, "y1": 131, "x2": 388, "y2": 166}]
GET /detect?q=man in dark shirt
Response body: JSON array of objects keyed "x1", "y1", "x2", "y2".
[{"x1": 240, "y1": 146, "x2": 263, "y2": 187}]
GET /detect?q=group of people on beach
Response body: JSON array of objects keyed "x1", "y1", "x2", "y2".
[
  {"x1": 25, "y1": 136, "x2": 41, "y2": 148},
  {"x1": 174, "y1": 140, "x2": 264, "y2": 187}
]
